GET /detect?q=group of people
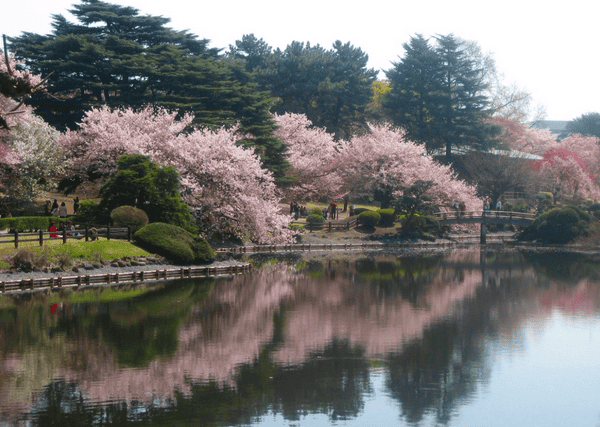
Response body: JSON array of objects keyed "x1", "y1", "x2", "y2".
[
  {"x1": 46, "y1": 197, "x2": 80, "y2": 218},
  {"x1": 290, "y1": 202, "x2": 308, "y2": 220},
  {"x1": 48, "y1": 219, "x2": 81, "y2": 238},
  {"x1": 453, "y1": 198, "x2": 505, "y2": 216},
  {"x1": 323, "y1": 203, "x2": 338, "y2": 220}
]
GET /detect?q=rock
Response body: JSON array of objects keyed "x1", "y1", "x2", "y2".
[
  {"x1": 110, "y1": 263, "x2": 119, "y2": 267},
  {"x1": 118, "y1": 261, "x2": 127, "y2": 267},
  {"x1": 92, "y1": 263, "x2": 102, "y2": 269}
]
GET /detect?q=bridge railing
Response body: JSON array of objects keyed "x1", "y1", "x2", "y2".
[{"x1": 433, "y1": 210, "x2": 536, "y2": 222}]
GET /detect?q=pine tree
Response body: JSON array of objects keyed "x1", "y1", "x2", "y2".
[
  {"x1": 384, "y1": 34, "x2": 498, "y2": 158},
  {"x1": 383, "y1": 34, "x2": 443, "y2": 153}
]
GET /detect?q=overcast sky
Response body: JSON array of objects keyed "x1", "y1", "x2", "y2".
[{"x1": 2, "y1": 0, "x2": 597, "y2": 121}]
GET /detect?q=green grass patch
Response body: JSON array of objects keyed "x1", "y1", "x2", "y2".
[
  {"x1": 0, "y1": 240, "x2": 152, "y2": 270},
  {"x1": 48, "y1": 286, "x2": 155, "y2": 304}
]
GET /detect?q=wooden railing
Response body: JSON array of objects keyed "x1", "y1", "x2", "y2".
[
  {"x1": 0, "y1": 263, "x2": 251, "y2": 294},
  {"x1": 433, "y1": 210, "x2": 535, "y2": 224},
  {"x1": 0, "y1": 226, "x2": 131, "y2": 248}
]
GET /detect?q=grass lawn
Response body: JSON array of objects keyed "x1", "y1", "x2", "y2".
[{"x1": 0, "y1": 239, "x2": 152, "y2": 270}]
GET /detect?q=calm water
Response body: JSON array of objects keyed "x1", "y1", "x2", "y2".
[{"x1": 1, "y1": 248, "x2": 600, "y2": 426}]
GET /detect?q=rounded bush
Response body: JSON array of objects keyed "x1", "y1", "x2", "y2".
[
  {"x1": 377, "y1": 208, "x2": 396, "y2": 227},
  {"x1": 306, "y1": 214, "x2": 325, "y2": 229},
  {"x1": 309, "y1": 207, "x2": 324, "y2": 216},
  {"x1": 134, "y1": 222, "x2": 214, "y2": 264},
  {"x1": 352, "y1": 207, "x2": 370, "y2": 216},
  {"x1": 359, "y1": 210, "x2": 381, "y2": 229},
  {"x1": 111, "y1": 206, "x2": 149, "y2": 233},
  {"x1": 521, "y1": 206, "x2": 590, "y2": 243}
]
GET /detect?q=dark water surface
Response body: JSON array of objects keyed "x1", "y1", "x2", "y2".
[{"x1": 1, "y1": 248, "x2": 600, "y2": 426}]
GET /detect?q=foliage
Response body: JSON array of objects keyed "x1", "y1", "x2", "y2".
[
  {"x1": 359, "y1": 210, "x2": 381, "y2": 229},
  {"x1": 520, "y1": 206, "x2": 591, "y2": 243},
  {"x1": 563, "y1": 112, "x2": 600, "y2": 139},
  {"x1": 99, "y1": 154, "x2": 196, "y2": 233},
  {"x1": 394, "y1": 180, "x2": 437, "y2": 232},
  {"x1": 309, "y1": 207, "x2": 324, "y2": 216},
  {"x1": 0, "y1": 215, "x2": 60, "y2": 231},
  {"x1": 3, "y1": 115, "x2": 67, "y2": 200},
  {"x1": 110, "y1": 206, "x2": 149, "y2": 233},
  {"x1": 231, "y1": 37, "x2": 378, "y2": 140},
  {"x1": 9, "y1": 2, "x2": 288, "y2": 178},
  {"x1": 60, "y1": 107, "x2": 293, "y2": 244},
  {"x1": 134, "y1": 222, "x2": 214, "y2": 264},
  {"x1": 71, "y1": 199, "x2": 104, "y2": 225},
  {"x1": 376, "y1": 208, "x2": 396, "y2": 227},
  {"x1": 383, "y1": 34, "x2": 498, "y2": 158},
  {"x1": 0, "y1": 49, "x2": 46, "y2": 133},
  {"x1": 274, "y1": 113, "x2": 342, "y2": 201},
  {"x1": 338, "y1": 125, "x2": 482, "y2": 211},
  {"x1": 306, "y1": 214, "x2": 325, "y2": 227}
]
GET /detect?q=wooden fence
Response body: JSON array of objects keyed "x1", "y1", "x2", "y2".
[
  {"x1": 0, "y1": 226, "x2": 131, "y2": 248},
  {"x1": 0, "y1": 263, "x2": 251, "y2": 294}
]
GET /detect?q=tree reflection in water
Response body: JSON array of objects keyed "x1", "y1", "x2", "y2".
[{"x1": 1, "y1": 249, "x2": 600, "y2": 426}]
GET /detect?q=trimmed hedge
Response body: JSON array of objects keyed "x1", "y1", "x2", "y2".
[
  {"x1": 377, "y1": 208, "x2": 396, "y2": 227},
  {"x1": 0, "y1": 216, "x2": 62, "y2": 231},
  {"x1": 134, "y1": 222, "x2": 215, "y2": 264},
  {"x1": 359, "y1": 210, "x2": 381, "y2": 229},
  {"x1": 111, "y1": 206, "x2": 149, "y2": 234}
]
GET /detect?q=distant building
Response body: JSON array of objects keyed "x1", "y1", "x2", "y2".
[{"x1": 529, "y1": 120, "x2": 569, "y2": 138}]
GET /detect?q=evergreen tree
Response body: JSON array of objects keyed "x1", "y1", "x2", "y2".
[
  {"x1": 563, "y1": 112, "x2": 600, "y2": 139},
  {"x1": 384, "y1": 34, "x2": 498, "y2": 158},
  {"x1": 233, "y1": 38, "x2": 377, "y2": 140},
  {"x1": 9, "y1": 0, "x2": 288, "y2": 179},
  {"x1": 383, "y1": 35, "x2": 443, "y2": 153},
  {"x1": 435, "y1": 34, "x2": 494, "y2": 158}
]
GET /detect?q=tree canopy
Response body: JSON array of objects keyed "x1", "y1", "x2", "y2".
[
  {"x1": 229, "y1": 36, "x2": 378, "y2": 140},
  {"x1": 8, "y1": 0, "x2": 288, "y2": 179},
  {"x1": 383, "y1": 34, "x2": 498, "y2": 158}
]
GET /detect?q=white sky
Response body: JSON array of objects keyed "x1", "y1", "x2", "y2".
[{"x1": 2, "y1": 0, "x2": 598, "y2": 121}]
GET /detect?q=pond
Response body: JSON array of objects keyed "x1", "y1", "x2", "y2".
[{"x1": 1, "y1": 248, "x2": 600, "y2": 426}]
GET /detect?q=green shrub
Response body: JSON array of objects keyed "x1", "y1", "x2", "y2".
[
  {"x1": 306, "y1": 214, "x2": 325, "y2": 229},
  {"x1": 359, "y1": 210, "x2": 381, "y2": 229},
  {"x1": 134, "y1": 223, "x2": 214, "y2": 264},
  {"x1": 352, "y1": 207, "x2": 371, "y2": 216},
  {"x1": 520, "y1": 206, "x2": 591, "y2": 243},
  {"x1": 377, "y1": 208, "x2": 396, "y2": 227},
  {"x1": 72, "y1": 199, "x2": 111, "y2": 225},
  {"x1": 111, "y1": 206, "x2": 149, "y2": 233},
  {"x1": 0, "y1": 216, "x2": 61, "y2": 231},
  {"x1": 309, "y1": 207, "x2": 324, "y2": 216}
]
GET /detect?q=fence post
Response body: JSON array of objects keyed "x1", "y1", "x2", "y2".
[
  {"x1": 39, "y1": 229, "x2": 43, "y2": 247},
  {"x1": 329, "y1": 222, "x2": 332, "y2": 231},
  {"x1": 62, "y1": 226, "x2": 67, "y2": 244},
  {"x1": 14, "y1": 230, "x2": 18, "y2": 249},
  {"x1": 127, "y1": 225, "x2": 131, "y2": 241},
  {"x1": 85, "y1": 226, "x2": 89, "y2": 242},
  {"x1": 107, "y1": 224, "x2": 111, "y2": 240}
]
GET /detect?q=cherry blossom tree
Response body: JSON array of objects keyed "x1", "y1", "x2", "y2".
[
  {"x1": 60, "y1": 106, "x2": 293, "y2": 243},
  {"x1": 339, "y1": 124, "x2": 482, "y2": 210},
  {"x1": 1, "y1": 45, "x2": 44, "y2": 132},
  {"x1": 4, "y1": 115, "x2": 67, "y2": 200},
  {"x1": 534, "y1": 148, "x2": 600, "y2": 202},
  {"x1": 487, "y1": 116, "x2": 557, "y2": 156},
  {"x1": 273, "y1": 113, "x2": 343, "y2": 201}
]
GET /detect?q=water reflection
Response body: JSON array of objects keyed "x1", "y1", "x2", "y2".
[{"x1": 1, "y1": 248, "x2": 600, "y2": 426}]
